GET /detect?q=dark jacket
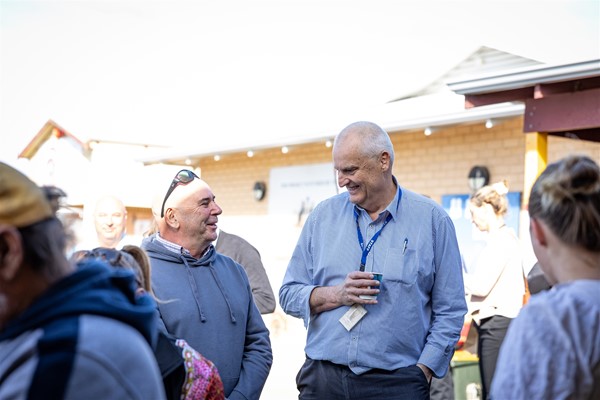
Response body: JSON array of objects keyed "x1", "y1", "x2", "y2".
[{"x1": 0, "y1": 261, "x2": 165, "y2": 399}]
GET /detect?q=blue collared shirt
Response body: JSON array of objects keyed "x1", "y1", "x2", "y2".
[
  {"x1": 279, "y1": 183, "x2": 467, "y2": 377},
  {"x1": 155, "y1": 233, "x2": 211, "y2": 258}
]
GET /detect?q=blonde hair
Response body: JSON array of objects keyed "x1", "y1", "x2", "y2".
[
  {"x1": 470, "y1": 180, "x2": 510, "y2": 216},
  {"x1": 529, "y1": 155, "x2": 600, "y2": 252},
  {"x1": 143, "y1": 219, "x2": 159, "y2": 238},
  {"x1": 121, "y1": 245, "x2": 153, "y2": 294}
]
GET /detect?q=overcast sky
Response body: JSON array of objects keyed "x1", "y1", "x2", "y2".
[{"x1": 1, "y1": 0, "x2": 599, "y2": 163}]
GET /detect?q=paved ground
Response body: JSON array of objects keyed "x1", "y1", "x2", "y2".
[{"x1": 261, "y1": 311, "x2": 306, "y2": 399}]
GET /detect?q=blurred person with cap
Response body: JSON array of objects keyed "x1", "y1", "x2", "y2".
[{"x1": 0, "y1": 162, "x2": 165, "y2": 399}]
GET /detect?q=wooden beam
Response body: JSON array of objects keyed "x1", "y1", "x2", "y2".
[
  {"x1": 464, "y1": 87, "x2": 533, "y2": 108},
  {"x1": 524, "y1": 88, "x2": 600, "y2": 133},
  {"x1": 534, "y1": 76, "x2": 600, "y2": 98},
  {"x1": 545, "y1": 128, "x2": 600, "y2": 142},
  {"x1": 464, "y1": 76, "x2": 600, "y2": 108}
]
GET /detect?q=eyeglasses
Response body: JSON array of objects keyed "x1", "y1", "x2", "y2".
[{"x1": 160, "y1": 169, "x2": 199, "y2": 218}]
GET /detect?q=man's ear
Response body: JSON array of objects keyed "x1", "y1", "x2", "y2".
[
  {"x1": 380, "y1": 151, "x2": 391, "y2": 172},
  {"x1": 530, "y1": 218, "x2": 547, "y2": 247},
  {"x1": 0, "y1": 226, "x2": 24, "y2": 281},
  {"x1": 163, "y1": 209, "x2": 180, "y2": 229}
]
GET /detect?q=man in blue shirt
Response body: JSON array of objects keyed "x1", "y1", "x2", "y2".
[{"x1": 279, "y1": 121, "x2": 467, "y2": 399}]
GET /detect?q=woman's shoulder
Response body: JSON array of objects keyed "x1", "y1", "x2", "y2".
[{"x1": 520, "y1": 282, "x2": 600, "y2": 330}]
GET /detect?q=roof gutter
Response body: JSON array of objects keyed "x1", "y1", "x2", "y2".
[{"x1": 448, "y1": 59, "x2": 600, "y2": 95}]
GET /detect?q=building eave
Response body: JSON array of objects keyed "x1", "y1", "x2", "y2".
[
  {"x1": 139, "y1": 102, "x2": 524, "y2": 165},
  {"x1": 447, "y1": 59, "x2": 600, "y2": 95}
]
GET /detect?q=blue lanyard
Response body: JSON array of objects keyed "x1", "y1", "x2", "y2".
[{"x1": 354, "y1": 208, "x2": 393, "y2": 272}]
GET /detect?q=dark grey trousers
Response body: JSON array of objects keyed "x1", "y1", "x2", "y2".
[{"x1": 297, "y1": 358, "x2": 430, "y2": 400}]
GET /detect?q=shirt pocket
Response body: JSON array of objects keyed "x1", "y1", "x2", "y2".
[{"x1": 383, "y1": 247, "x2": 418, "y2": 285}]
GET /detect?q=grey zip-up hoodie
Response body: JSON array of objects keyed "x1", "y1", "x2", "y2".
[{"x1": 142, "y1": 234, "x2": 272, "y2": 400}]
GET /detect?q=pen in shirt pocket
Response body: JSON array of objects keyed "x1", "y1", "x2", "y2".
[{"x1": 403, "y1": 238, "x2": 408, "y2": 255}]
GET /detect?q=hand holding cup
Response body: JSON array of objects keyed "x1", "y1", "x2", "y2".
[{"x1": 359, "y1": 272, "x2": 383, "y2": 300}]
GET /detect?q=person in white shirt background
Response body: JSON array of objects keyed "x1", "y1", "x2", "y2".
[{"x1": 463, "y1": 181, "x2": 525, "y2": 400}]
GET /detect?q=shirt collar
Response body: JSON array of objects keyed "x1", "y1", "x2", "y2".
[
  {"x1": 354, "y1": 176, "x2": 402, "y2": 223},
  {"x1": 156, "y1": 233, "x2": 211, "y2": 258}
]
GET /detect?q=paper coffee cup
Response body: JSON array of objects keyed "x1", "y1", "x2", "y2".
[{"x1": 359, "y1": 272, "x2": 383, "y2": 300}]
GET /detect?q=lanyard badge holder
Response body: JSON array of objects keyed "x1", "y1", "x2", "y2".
[{"x1": 339, "y1": 209, "x2": 393, "y2": 331}]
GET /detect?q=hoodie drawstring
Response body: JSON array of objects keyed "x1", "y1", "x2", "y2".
[
  {"x1": 182, "y1": 257, "x2": 207, "y2": 323},
  {"x1": 210, "y1": 267, "x2": 237, "y2": 323},
  {"x1": 181, "y1": 254, "x2": 237, "y2": 324}
]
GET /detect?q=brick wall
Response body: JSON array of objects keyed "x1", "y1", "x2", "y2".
[
  {"x1": 64, "y1": 114, "x2": 600, "y2": 243},
  {"x1": 196, "y1": 116, "x2": 600, "y2": 216},
  {"x1": 199, "y1": 141, "x2": 333, "y2": 216}
]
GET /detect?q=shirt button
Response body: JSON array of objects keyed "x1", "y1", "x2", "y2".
[{"x1": 352, "y1": 337, "x2": 357, "y2": 340}]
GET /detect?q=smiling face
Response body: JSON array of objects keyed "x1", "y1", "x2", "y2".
[
  {"x1": 165, "y1": 179, "x2": 222, "y2": 256},
  {"x1": 94, "y1": 196, "x2": 127, "y2": 248},
  {"x1": 333, "y1": 133, "x2": 390, "y2": 214}
]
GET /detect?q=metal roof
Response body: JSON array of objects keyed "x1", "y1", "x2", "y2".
[
  {"x1": 447, "y1": 59, "x2": 600, "y2": 95},
  {"x1": 447, "y1": 58, "x2": 600, "y2": 142}
]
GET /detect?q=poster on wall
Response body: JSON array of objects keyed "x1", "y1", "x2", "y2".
[
  {"x1": 441, "y1": 192, "x2": 522, "y2": 273},
  {"x1": 268, "y1": 163, "x2": 339, "y2": 224}
]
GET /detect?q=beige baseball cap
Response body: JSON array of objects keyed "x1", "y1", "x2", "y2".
[{"x1": 0, "y1": 162, "x2": 53, "y2": 227}]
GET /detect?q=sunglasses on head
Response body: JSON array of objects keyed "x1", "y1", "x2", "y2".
[
  {"x1": 160, "y1": 169, "x2": 199, "y2": 218},
  {"x1": 74, "y1": 247, "x2": 143, "y2": 288},
  {"x1": 77, "y1": 247, "x2": 126, "y2": 266}
]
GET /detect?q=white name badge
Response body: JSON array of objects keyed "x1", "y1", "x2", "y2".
[{"x1": 339, "y1": 304, "x2": 367, "y2": 331}]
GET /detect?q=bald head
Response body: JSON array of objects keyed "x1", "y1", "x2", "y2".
[
  {"x1": 334, "y1": 121, "x2": 395, "y2": 168},
  {"x1": 93, "y1": 195, "x2": 127, "y2": 248},
  {"x1": 159, "y1": 177, "x2": 222, "y2": 258}
]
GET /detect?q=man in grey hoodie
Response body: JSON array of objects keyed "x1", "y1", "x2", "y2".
[{"x1": 142, "y1": 170, "x2": 272, "y2": 400}]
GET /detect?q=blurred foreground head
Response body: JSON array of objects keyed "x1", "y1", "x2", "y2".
[
  {"x1": 0, "y1": 162, "x2": 71, "y2": 329},
  {"x1": 528, "y1": 155, "x2": 600, "y2": 284},
  {"x1": 529, "y1": 155, "x2": 600, "y2": 252}
]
